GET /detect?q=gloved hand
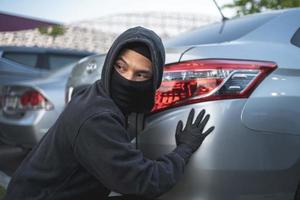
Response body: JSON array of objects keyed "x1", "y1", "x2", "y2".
[{"x1": 175, "y1": 109, "x2": 214, "y2": 153}]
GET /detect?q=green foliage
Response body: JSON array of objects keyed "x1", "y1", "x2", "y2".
[
  {"x1": 223, "y1": 0, "x2": 300, "y2": 16},
  {"x1": 38, "y1": 25, "x2": 66, "y2": 38},
  {"x1": 0, "y1": 185, "x2": 5, "y2": 200}
]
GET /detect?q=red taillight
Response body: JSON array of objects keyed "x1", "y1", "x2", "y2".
[
  {"x1": 2, "y1": 86, "x2": 54, "y2": 115},
  {"x1": 152, "y1": 59, "x2": 277, "y2": 113},
  {"x1": 20, "y1": 91, "x2": 45, "y2": 106}
]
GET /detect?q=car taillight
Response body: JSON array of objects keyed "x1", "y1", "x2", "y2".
[
  {"x1": 20, "y1": 91, "x2": 46, "y2": 107},
  {"x1": 2, "y1": 86, "x2": 53, "y2": 116},
  {"x1": 152, "y1": 59, "x2": 277, "y2": 113}
]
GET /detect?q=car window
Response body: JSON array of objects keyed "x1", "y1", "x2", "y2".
[
  {"x1": 48, "y1": 54, "x2": 83, "y2": 70},
  {"x1": 291, "y1": 28, "x2": 300, "y2": 48},
  {"x1": 165, "y1": 12, "x2": 280, "y2": 47},
  {"x1": 2, "y1": 52, "x2": 38, "y2": 68},
  {"x1": 0, "y1": 59, "x2": 12, "y2": 72}
]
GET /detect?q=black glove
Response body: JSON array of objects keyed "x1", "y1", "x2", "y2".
[{"x1": 175, "y1": 108, "x2": 214, "y2": 153}]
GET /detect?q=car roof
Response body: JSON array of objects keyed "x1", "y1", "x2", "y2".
[{"x1": 0, "y1": 46, "x2": 94, "y2": 56}]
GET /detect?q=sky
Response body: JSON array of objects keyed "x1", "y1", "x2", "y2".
[{"x1": 0, "y1": 0, "x2": 235, "y2": 24}]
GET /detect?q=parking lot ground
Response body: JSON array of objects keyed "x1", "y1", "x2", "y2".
[
  {"x1": 0, "y1": 144, "x2": 28, "y2": 177},
  {"x1": 0, "y1": 185, "x2": 5, "y2": 200}
]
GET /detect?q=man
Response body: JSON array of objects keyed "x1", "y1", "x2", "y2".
[{"x1": 4, "y1": 26, "x2": 214, "y2": 200}]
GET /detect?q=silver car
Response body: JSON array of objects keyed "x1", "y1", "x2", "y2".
[
  {"x1": 0, "y1": 47, "x2": 93, "y2": 148},
  {"x1": 66, "y1": 8, "x2": 300, "y2": 200}
]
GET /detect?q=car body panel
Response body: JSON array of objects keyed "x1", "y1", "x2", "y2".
[
  {"x1": 242, "y1": 68, "x2": 300, "y2": 135},
  {"x1": 180, "y1": 41, "x2": 300, "y2": 70},
  {"x1": 0, "y1": 59, "x2": 45, "y2": 84},
  {"x1": 139, "y1": 101, "x2": 300, "y2": 200},
  {"x1": 67, "y1": 55, "x2": 105, "y2": 89}
]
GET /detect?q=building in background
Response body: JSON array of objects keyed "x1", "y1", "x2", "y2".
[
  {"x1": 0, "y1": 11, "x2": 59, "y2": 32},
  {"x1": 0, "y1": 12, "x2": 217, "y2": 53}
]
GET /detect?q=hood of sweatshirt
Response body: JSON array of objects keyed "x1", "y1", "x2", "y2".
[{"x1": 100, "y1": 26, "x2": 165, "y2": 95}]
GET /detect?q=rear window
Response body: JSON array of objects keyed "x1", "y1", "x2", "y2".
[
  {"x1": 165, "y1": 12, "x2": 280, "y2": 47},
  {"x1": 291, "y1": 28, "x2": 300, "y2": 48},
  {"x1": 48, "y1": 54, "x2": 83, "y2": 70},
  {"x1": 2, "y1": 52, "x2": 38, "y2": 68}
]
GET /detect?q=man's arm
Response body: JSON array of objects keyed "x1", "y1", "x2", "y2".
[{"x1": 73, "y1": 112, "x2": 186, "y2": 198}]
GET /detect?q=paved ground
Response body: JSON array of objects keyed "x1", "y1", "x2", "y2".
[
  {"x1": 0, "y1": 144, "x2": 28, "y2": 188},
  {"x1": 0, "y1": 171, "x2": 10, "y2": 188}
]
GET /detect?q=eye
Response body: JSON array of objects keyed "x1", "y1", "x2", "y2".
[
  {"x1": 114, "y1": 64, "x2": 121, "y2": 70},
  {"x1": 137, "y1": 73, "x2": 146, "y2": 78},
  {"x1": 114, "y1": 62, "x2": 126, "y2": 73},
  {"x1": 136, "y1": 73, "x2": 151, "y2": 80}
]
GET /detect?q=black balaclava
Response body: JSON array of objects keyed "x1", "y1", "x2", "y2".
[
  {"x1": 110, "y1": 42, "x2": 154, "y2": 115},
  {"x1": 100, "y1": 26, "x2": 165, "y2": 115}
]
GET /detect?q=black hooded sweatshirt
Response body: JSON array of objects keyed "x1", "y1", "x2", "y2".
[{"x1": 4, "y1": 27, "x2": 193, "y2": 200}]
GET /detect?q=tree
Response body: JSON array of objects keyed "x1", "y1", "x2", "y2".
[
  {"x1": 38, "y1": 25, "x2": 66, "y2": 39},
  {"x1": 223, "y1": 0, "x2": 300, "y2": 16}
]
